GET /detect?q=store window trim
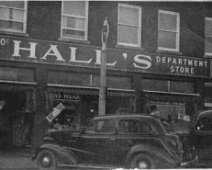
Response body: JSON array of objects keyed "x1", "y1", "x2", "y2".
[
  {"x1": 158, "y1": 10, "x2": 180, "y2": 52},
  {"x1": 143, "y1": 90, "x2": 200, "y2": 97},
  {"x1": 0, "y1": 1, "x2": 27, "y2": 33},
  {"x1": 117, "y1": 3, "x2": 142, "y2": 47},
  {"x1": 60, "y1": 1, "x2": 89, "y2": 41},
  {"x1": 205, "y1": 17, "x2": 212, "y2": 57}
]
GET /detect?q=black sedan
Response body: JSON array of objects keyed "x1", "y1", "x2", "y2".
[{"x1": 33, "y1": 114, "x2": 197, "y2": 169}]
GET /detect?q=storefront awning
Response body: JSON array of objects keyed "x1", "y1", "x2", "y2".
[
  {"x1": 0, "y1": 80, "x2": 36, "y2": 91},
  {"x1": 144, "y1": 90, "x2": 200, "y2": 103},
  {"x1": 47, "y1": 84, "x2": 135, "y2": 97}
]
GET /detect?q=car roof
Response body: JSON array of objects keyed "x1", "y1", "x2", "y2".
[
  {"x1": 92, "y1": 113, "x2": 161, "y2": 121},
  {"x1": 198, "y1": 110, "x2": 212, "y2": 119},
  {"x1": 92, "y1": 113, "x2": 166, "y2": 134}
]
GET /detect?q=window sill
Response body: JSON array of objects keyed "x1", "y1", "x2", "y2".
[
  {"x1": 58, "y1": 38, "x2": 90, "y2": 45},
  {"x1": 115, "y1": 44, "x2": 144, "y2": 51},
  {"x1": 0, "y1": 30, "x2": 29, "y2": 37},
  {"x1": 156, "y1": 49, "x2": 182, "y2": 56}
]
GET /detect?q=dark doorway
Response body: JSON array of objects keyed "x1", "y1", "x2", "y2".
[{"x1": 0, "y1": 91, "x2": 26, "y2": 148}]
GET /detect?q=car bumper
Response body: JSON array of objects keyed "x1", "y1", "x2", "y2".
[{"x1": 180, "y1": 155, "x2": 199, "y2": 167}]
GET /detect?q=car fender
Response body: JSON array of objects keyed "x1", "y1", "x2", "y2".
[
  {"x1": 36, "y1": 143, "x2": 78, "y2": 165},
  {"x1": 126, "y1": 144, "x2": 180, "y2": 165}
]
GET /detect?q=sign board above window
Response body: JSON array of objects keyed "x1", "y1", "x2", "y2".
[{"x1": 0, "y1": 35, "x2": 210, "y2": 78}]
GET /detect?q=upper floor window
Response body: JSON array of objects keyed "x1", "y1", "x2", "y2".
[
  {"x1": 61, "y1": 1, "x2": 88, "y2": 41},
  {"x1": 158, "y1": 10, "x2": 180, "y2": 52},
  {"x1": 205, "y1": 17, "x2": 212, "y2": 56},
  {"x1": 0, "y1": 1, "x2": 27, "y2": 33},
  {"x1": 117, "y1": 3, "x2": 142, "y2": 47}
]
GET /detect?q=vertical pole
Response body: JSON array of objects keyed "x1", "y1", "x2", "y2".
[{"x1": 98, "y1": 17, "x2": 109, "y2": 115}]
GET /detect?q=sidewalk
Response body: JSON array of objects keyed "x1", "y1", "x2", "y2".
[{"x1": 0, "y1": 146, "x2": 37, "y2": 169}]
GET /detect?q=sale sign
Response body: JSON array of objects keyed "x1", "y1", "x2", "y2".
[{"x1": 46, "y1": 103, "x2": 65, "y2": 123}]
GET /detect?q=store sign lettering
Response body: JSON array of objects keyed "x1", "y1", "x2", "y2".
[
  {"x1": 0, "y1": 36, "x2": 210, "y2": 77},
  {"x1": 156, "y1": 56, "x2": 208, "y2": 75},
  {"x1": 12, "y1": 40, "x2": 151, "y2": 69},
  {"x1": 54, "y1": 93, "x2": 80, "y2": 101}
]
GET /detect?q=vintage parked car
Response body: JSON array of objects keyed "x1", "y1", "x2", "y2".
[
  {"x1": 186, "y1": 109, "x2": 212, "y2": 167},
  {"x1": 32, "y1": 114, "x2": 197, "y2": 169}
]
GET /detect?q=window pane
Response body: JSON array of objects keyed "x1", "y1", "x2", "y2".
[
  {"x1": 48, "y1": 71, "x2": 90, "y2": 86},
  {"x1": 205, "y1": 37, "x2": 212, "y2": 53},
  {"x1": 62, "y1": 16, "x2": 85, "y2": 29},
  {"x1": 170, "y1": 81, "x2": 194, "y2": 93},
  {"x1": 159, "y1": 12, "x2": 177, "y2": 31},
  {"x1": 205, "y1": 19, "x2": 212, "y2": 35},
  {"x1": 119, "y1": 6, "x2": 139, "y2": 26},
  {"x1": 0, "y1": 1, "x2": 25, "y2": 9},
  {"x1": 96, "y1": 120, "x2": 114, "y2": 133},
  {"x1": 158, "y1": 30, "x2": 176, "y2": 49},
  {"x1": 142, "y1": 79, "x2": 168, "y2": 91},
  {"x1": 62, "y1": 29, "x2": 85, "y2": 39},
  {"x1": 0, "y1": 20, "x2": 23, "y2": 31},
  {"x1": 92, "y1": 75, "x2": 132, "y2": 89},
  {"x1": 63, "y1": 1, "x2": 86, "y2": 16},
  {"x1": 118, "y1": 120, "x2": 132, "y2": 133},
  {"x1": 118, "y1": 25, "x2": 138, "y2": 45},
  {"x1": 0, "y1": 7, "x2": 9, "y2": 19},
  {"x1": 133, "y1": 120, "x2": 152, "y2": 133},
  {"x1": 10, "y1": 21, "x2": 23, "y2": 31},
  {"x1": 13, "y1": 9, "x2": 24, "y2": 21},
  {"x1": 85, "y1": 122, "x2": 95, "y2": 133}
]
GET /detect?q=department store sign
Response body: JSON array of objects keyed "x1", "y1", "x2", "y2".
[{"x1": 0, "y1": 35, "x2": 210, "y2": 77}]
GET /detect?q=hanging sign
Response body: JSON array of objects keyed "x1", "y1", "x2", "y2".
[{"x1": 46, "y1": 103, "x2": 65, "y2": 123}]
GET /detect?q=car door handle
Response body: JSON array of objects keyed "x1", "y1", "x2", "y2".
[{"x1": 110, "y1": 138, "x2": 115, "y2": 141}]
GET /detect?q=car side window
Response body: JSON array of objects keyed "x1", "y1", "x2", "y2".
[
  {"x1": 85, "y1": 121, "x2": 95, "y2": 133},
  {"x1": 96, "y1": 120, "x2": 115, "y2": 133},
  {"x1": 196, "y1": 117, "x2": 212, "y2": 131},
  {"x1": 118, "y1": 119, "x2": 152, "y2": 134}
]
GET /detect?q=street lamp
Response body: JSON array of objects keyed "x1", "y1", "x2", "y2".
[{"x1": 98, "y1": 17, "x2": 109, "y2": 115}]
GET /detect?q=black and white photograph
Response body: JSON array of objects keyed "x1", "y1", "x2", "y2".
[{"x1": 0, "y1": 0, "x2": 212, "y2": 169}]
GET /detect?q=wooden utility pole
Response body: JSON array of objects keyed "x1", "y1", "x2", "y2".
[{"x1": 98, "y1": 17, "x2": 109, "y2": 115}]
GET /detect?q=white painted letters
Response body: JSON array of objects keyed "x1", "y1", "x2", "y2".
[
  {"x1": 134, "y1": 54, "x2": 152, "y2": 69},
  {"x1": 94, "y1": 49, "x2": 117, "y2": 66},
  {"x1": 69, "y1": 47, "x2": 92, "y2": 64},
  {"x1": 12, "y1": 40, "x2": 37, "y2": 59},
  {"x1": 41, "y1": 45, "x2": 65, "y2": 61}
]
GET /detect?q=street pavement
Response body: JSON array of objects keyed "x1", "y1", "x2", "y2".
[
  {"x1": 0, "y1": 147, "x2": 207, "y2": 170},
  {"x1": 0, "y1": 147, "x2": 37, "y2": 170}
]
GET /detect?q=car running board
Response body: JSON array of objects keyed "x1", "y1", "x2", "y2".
[{"x1": 59, "y1": 163, "x2": 120, "y2": 169}]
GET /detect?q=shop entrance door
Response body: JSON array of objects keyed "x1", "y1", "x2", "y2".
[{"x1": 0, "y1": 91, "x2": 28, "y2": 148}]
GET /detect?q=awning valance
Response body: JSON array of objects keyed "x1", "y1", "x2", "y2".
[
  {"x1": 144, "y1": 90, "x2": 200, "y2": 103},
  {"x1": 47, "y1": 84, "x2": 135, "y2": 97}
]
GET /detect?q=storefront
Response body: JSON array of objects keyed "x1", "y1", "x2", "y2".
[
  {"x1": 0, "y1": 35, "x2": 210, "y2": 146},
  {"x1": 0, "y1": 66, "x2": 36, "y2": 147}
]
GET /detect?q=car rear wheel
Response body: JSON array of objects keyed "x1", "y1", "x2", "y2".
[
  {"x1": 130, "y1": 153, "x2": 155, "y2": 169},
  {"x1": 36, "y1": 149, "x2": 57, "y2": 170}
]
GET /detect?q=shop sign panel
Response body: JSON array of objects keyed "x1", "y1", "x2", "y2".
[{"x1": 0, "y1": 35, "x2": 210, "y2": 78}]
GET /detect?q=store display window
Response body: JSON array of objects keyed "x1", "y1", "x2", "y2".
[{"x1": 151, "y1": 102, "x2": 191, "y2": 134}]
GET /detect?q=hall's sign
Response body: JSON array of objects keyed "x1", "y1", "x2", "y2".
[{"x1": 0, "y1": 35, "x2": 210, "y2": 77}]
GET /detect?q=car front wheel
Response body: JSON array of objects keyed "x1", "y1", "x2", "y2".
[
  {"x1": 130, "y1": 153, "x2": 155, "y2": 169},
  {"x1": 36, "y1": 149, "x2": 57, "y2": 170}
]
